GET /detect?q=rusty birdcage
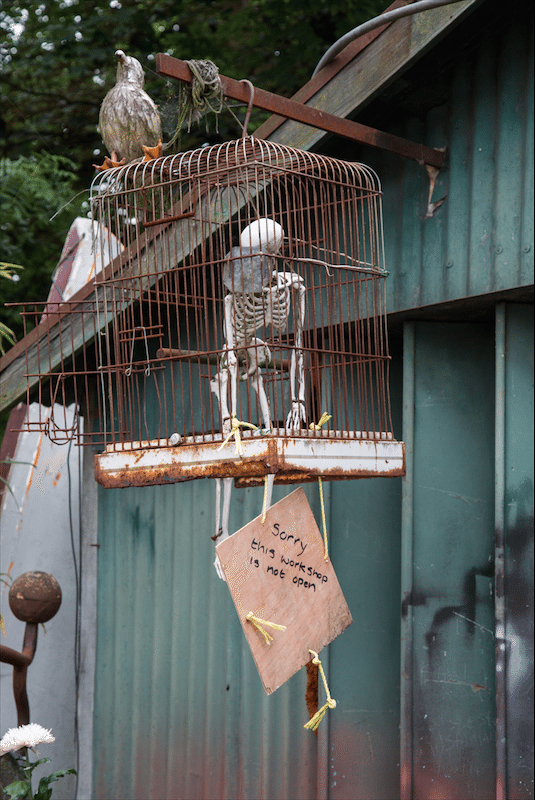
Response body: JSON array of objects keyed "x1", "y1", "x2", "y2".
[{"x1": 16, "y1": 137, "x2": 404, "y2": 487}]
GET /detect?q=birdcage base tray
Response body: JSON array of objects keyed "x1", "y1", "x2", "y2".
[{"x1": 94, "y1": 431, "x2": 405, "y2": 489}]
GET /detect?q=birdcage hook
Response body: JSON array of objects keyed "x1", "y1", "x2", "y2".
[
  {"x1": 126, "y1": 326, "x2": 151, "y2": 377},
  {"x1": 240, "y1": 80, "x2": 255, "y2": 139},
  {"x1": 41, "y1": 375, "x2": 81, "y2": 444}
]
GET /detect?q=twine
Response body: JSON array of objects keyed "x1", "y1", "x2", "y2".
[
  {"x1": 217, "y1": 414, "x2": 258, "y2": 457},
  {"x1": 261, "y1": 474, "x2": 269, "y2": 524},
  {"x1": 309, "y1": 413, "x2": 331, "y2": 561},
  {"x1": 246, "y1": 612, "x2": 286, "y2": 645},
  {"x1": 166, "y1": 59, "x2": 224, "y2": 147},
  {"x1": 304, "y1": 650, "x2": 337, "y2": 731}
]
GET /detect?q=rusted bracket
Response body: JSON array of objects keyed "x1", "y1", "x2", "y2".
[{"x1": 156, "y1": 54, "x2": 445, "y2": 169}]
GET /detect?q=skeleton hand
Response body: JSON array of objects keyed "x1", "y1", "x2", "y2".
[{"x1": 286, "y1": 399, "x2": 307, "y2": 431}]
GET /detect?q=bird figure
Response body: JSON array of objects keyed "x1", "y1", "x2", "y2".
[{"x1": 96, "y1": 49, "x2": 162, "y2": 170}]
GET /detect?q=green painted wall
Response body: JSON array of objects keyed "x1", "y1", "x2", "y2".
[
  {"x1": 334, "y1": 3, "x2": 534, "y2": 316},
  {"x1": 401, "y1": 321, "x2": 497, "y2": 799}
]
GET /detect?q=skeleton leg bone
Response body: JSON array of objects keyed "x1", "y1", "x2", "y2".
[
  {"x1": 214, "y1": 476, "x2": 233, "y2": 580},
  {"x1": 210, "y1": 368, "x2": 231, "y2": 432},
  {"x1": 284, "y1": 274, "x2": 307, "y2": 430},
  {"x1": 244, "y1": 338, "x2": 272, "y2": 431}
]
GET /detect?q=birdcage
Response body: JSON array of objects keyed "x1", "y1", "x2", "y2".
[{"x1": 16, "y1": 137, "x2": 405, "y2": 487}]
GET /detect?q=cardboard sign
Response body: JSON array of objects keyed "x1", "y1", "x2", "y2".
[{"x1": 216, "y1": 487, "x2": 353, "y2": 694}]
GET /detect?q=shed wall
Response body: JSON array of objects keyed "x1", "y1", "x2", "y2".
[
  {"x1": 335, "y1": 2, "x2": 534, "y2": 315},
  {"x1": 92, "y1": 306, "x2": 533, "y2": 799}
]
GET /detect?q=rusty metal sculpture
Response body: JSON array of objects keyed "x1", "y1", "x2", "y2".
[{"x1": 0, "y1": 572, "x2": 62, "y2": 726}]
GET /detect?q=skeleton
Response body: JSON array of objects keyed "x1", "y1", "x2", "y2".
[{"x1": 210, "y1": 219, "x2": 306, "y2": 578}]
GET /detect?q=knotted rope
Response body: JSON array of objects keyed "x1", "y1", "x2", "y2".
[
  {"x1": 304, "y1": 650, "x2": 337, "y2": 731},
  {"x1": 167, "y1": 59, "x2": 224, "y2": 148},
  {"x1": 309, "y1": 412, "x2": 332, "y2": 431},
  {"x1": 246, "y1": 612, "x2": 286, "y2": 645},
  {"x1": 218, "y1": 414, "x2": 258, "y2": 457}
]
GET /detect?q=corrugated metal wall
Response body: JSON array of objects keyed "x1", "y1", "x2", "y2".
[
  {"x1": 498, "y1": 304, "x2": 534, "y2": 799},
  {"x1": 401, "y1": 321, "x2": 497, "y2": 800},
  {"x1": 359, "y1": 3, "x2": 534, "y2": 313},
  {"x1": 93, "y1": 350, "x2": 405, "y2": 800},
  {"x1": 94, "y1": 477, "x2": 322, "y2": 800}
]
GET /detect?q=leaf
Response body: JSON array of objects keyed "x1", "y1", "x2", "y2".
[
  {"x1": 0, "y1": 321, "x2": 17, "y2": 354},
  {"x1": 22, "y1": 757, "x2": 51, "y2": 773},
  {"x1": 2, "y1": 779, "x2": 31, "y2": 799},
  {"x1": 34, "y1": 769, "x2": 77, "y2": 800}
]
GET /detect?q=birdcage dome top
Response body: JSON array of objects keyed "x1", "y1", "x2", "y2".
[{"x1": 90, "y1": 136, "x2": 382, "y2": 198}]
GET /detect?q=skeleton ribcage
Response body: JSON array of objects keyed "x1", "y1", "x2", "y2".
[{"x1": 231, "y1": 278, "x2": 291, "y2": 347}]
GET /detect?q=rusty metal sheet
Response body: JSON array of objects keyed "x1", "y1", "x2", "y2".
[{"x1": 94, "y1": 434, "x2": 405, "y2": 489}]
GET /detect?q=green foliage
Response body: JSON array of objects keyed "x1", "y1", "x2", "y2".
[
  {"x1": 0, "y1": 154, "x2": 83, "y2": 342},
  {"x1": 0, "y1": 0, "x2": 386, "y2": 351},
  {"x1": 1, "y1": 0, "x2": 386, "y2": 172},
  {"x1": 2, "y1": 779, "x2": 30, "y2": 799},
  {"x1": 33, "y1": 768, "x2": 77, "y2": 800},
  {"x1": 3, "y1": 756, "x2": 76, "y2": 800}
]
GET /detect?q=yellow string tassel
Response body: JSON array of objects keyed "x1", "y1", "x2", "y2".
[
  {"x1": 246, "y1": 612, "x2": 286, "y2": 645},
  {"x1": 309, "y1": 412, "x2": 332, "y2": 431},
  {"x1": 218, "y1": 414, "x2": 258, "y2": 457},
  {"x1": 304, "y1": 650, "x2": 337, "y2": 731}
]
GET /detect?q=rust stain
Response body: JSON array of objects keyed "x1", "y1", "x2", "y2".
[
  {"x1": 305, "y1": 658, "x2": 319, "y2": 737},
  {"x1": 94, "y1": 437, "x2": 405, "y2": 489},
  {"x1": 95, "y1": 459, "x2": 405, "y2": 489},
  {"x1": 25, "y1": 432, "x2": 44, "y2": 500}
]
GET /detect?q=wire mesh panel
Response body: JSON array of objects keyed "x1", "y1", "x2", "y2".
[
  {"x1": 15, "y1": 300, "x2": 103, "y2": 445},
  {"x1": 15, "y1": 137, "x2": 404, "y2": 484}
]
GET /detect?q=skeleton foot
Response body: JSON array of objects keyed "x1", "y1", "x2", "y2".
[{"x1": 286, "y1": 400, "x2": 307, "y2": 431}]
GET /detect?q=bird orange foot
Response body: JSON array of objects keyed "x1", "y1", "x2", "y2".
[
  {"x1": 142, "y1": 139, "x2": 163, "y2": 161},
  {"x1": 93, "y1": 151, "x2": 126, "y2": 171}
]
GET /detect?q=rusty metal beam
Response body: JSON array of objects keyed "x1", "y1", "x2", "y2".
[{"x1": 155, "y1": 54, "x2": 445, "y2": 168}]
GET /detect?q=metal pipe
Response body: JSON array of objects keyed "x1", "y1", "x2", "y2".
[
  {"x1": 313, "y1": 0, "x2": 467, "y2": 75},
  {"x1": 494, "y1": 304, "x2": 507, "y2": 800},
  {"x1": 400, "y1": 321, "x2": 416, "y2": 799}
]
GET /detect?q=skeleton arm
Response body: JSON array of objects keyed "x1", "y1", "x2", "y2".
[{"x1": 275, "y1": 272, "x2": 306, "y2": 430}]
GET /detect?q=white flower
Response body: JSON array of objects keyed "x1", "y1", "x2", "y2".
[{"x1": 0, "y1": 723, "x2": 55, "y2": 754}]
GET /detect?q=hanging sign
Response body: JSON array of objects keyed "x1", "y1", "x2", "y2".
[{"x1": 216, "y1": 487, "x2": 352, "y2": 694}]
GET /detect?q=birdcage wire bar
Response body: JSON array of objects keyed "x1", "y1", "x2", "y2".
[{"x1": 13, "y1": 137, "x2": 404, "y2": 484}]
